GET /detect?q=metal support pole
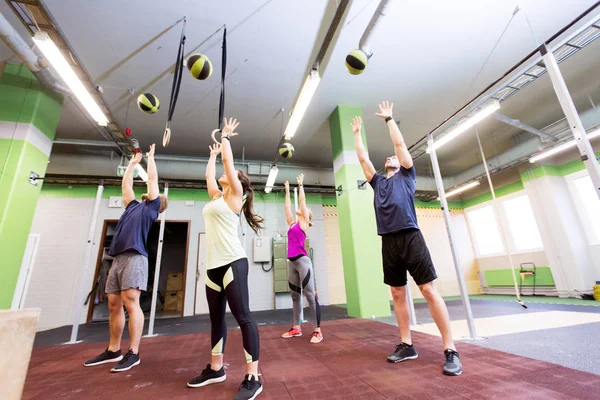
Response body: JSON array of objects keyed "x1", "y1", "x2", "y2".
[
  {"x1": 293, "y1": 187, "x2": 298, "y2": 214},
  {"x1": 293, "y1": 187, "x2": 304, "y2": 322},
  {"x1": 427, "y1": 135, "x2": 477, "y2": 339},
  {"x1": 541, "y1": 44, "x2": 600, "y2": 201},
  {"x1": 68, "y1": 181, "x2": 104, "y2": 344},
  {"x1": 406, "y1": 278, "x2": 417, "y2": 326},
  {"x1": 476, "y1": 131, "x2": 525, "y2": 308},
  {"x1": 146, "y1": 183, "x2": 168, "y2": 337}
]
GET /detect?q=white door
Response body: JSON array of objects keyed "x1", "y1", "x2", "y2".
[
  {"x1": 11, "y1": 234, "x2": 40, "y2": 309},
  {"x1": 195, "y1": 233, "x2": 209, "y2": 314}
]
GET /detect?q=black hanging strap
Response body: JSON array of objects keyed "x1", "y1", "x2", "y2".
[
  {"x1": 167, "y1": 17, "x2": 187, "y2": 126},
  {"x1": 218, "y1": 27, "x2": 227, "y2": 130}
]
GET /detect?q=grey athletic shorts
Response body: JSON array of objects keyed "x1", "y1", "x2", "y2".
[{"x1": 105, "y1": 252, "x2": 149, "y2": 294}]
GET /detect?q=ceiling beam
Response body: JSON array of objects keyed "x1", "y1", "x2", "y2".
[{"x1": 492, "y1": 112, "x2": 559, "y2": 142}]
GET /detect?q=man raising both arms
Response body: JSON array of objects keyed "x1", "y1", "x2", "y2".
[{"x1": 351, "y1": 102, "x2": 462, "y2": 376}]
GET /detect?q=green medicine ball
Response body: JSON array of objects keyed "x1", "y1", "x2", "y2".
[
  {"x1": 187, "y1": 54, "x2": 213, "y2": 80},
  {"x1": 137, "y1": 93, "x2": 160, "y2": 114},
  {"x1": 279, "y1": 142, "x2": 295, "y2": 159},
  {"x1": 345, "y1": 49, "x2": 368, "y2": 75}
]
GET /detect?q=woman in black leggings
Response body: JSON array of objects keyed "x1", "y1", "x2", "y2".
[{"x1": 187, "y1": 118, "x2": 264, "y2": 400}]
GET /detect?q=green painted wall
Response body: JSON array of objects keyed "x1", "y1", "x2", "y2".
[
  {"x1": 484, "y1": 266, "x2": 555, "y2": 287},
  {"x1": 0, "y1": 64, "x2": 63, "y2": 309},
  {"x1": 520, "y1": 153, "x2": 600, "y2": 183},
  {"x1": 330, "y1": 105, "x2": 367, "y2": 161}
]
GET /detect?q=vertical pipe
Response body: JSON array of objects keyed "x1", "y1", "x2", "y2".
[
  {"x1": 294, "y1": 187, "x2": 298, "y2": 214},
  {"x1": 476, "y1": 131, "x2": 525, "y2": 307},
  {"x1": 406, "y1": 278, "x2": 417, "y2": 326},
  {"x1": 541, "y1": 44, "x2": 600, "y2": 201},
  {"x1": 68, "y1": 181, "x2": 104, "y2": 344},
  {"x1": 293, "y1": 187, "x2": 303, "y2": 321},
  {"x1": 427, "y1": 135, "x2": 477, "y2": 339},
  {"x1": 146, "y1": 183, "x2": 169, "y2": 337}
]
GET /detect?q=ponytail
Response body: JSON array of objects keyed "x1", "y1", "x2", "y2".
[{"x1": 242, "y1": 187, "x2": 264, "y2": 233}]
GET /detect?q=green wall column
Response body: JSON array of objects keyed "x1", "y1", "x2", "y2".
[
  {"x1": 329, "y1": 105, "x2": 390, "y2": 318},
  {"x1": 0, "y1": 64, "x2": 63, "y2": 308}
]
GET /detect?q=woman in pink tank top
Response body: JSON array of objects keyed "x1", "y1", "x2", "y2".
[{"x1": 281, "y1": 174, "x2": 323, "y2": 344}]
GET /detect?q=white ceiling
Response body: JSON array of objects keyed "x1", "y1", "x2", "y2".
[{"x1": 2, "y1": 0, "x2": 599, "y2": 175}]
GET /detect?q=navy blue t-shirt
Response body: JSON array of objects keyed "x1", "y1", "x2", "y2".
[
  {"x1": 369, "y1": 166, "x2": 419, "y2": 235},
  {"x1": 109, "y1": 197, "x2": 161, "y2": 257}
]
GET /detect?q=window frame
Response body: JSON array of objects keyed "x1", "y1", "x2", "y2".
[
  {"x1": 566, "y1": 169, "x2": 600, "y2": 246},
  {"x1": 465, "y1": 202, "x2": 506, "y2": 258},
  {"x1": 500, "y1": 193, "x2": 545, "y2": 253}
]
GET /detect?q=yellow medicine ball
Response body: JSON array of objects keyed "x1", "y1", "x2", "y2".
[
  {"x1": 137, "y1": 93, "x2": 160, "y2": 114},
  {"x1": 345, "y1": 49, "x2": 368, "y2": 75},
  {"x1": 187, "y1": 54, "x2": 213, "y2": 80},
  {"x1": 279, "y1": 142, "x2": 294, "y2": 159}
]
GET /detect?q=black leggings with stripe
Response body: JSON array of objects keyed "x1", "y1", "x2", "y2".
[{"x1": 206, "y1": 258, "x2": 259, "y2": 363}]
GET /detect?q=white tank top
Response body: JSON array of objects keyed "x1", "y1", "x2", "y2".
[{"x1": 202, "y1": 196, "x2": 247, "y2": 270}]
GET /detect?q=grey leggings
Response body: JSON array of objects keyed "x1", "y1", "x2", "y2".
[{"x1": 288, "y1": 255, "x2": 321, "y2": 328}]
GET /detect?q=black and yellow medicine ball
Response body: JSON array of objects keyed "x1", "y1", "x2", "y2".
[
  {"x1": 279, "y1": 142, "x2": 295, "y2": 159},
  {"x1": 137, "y1": 93, "x2": 160, "y2": 114},
  {"x1": 187, "y1": 54, "x2": 213, "y2": 80},
  {"x1": 345, "y1": 49, "x2": 368, "y2": 75}
]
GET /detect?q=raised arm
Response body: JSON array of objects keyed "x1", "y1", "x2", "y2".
[
  {"x1": 122, "y1": 152, "x2": 142, "y2": 207},
  {"x1": 375, "y1": 101, "x2": 413, "y2": 169},
  {"x1": 284, "y1": 180, "x2": 294, "y2": 226},
  {"x1": 351, "y1": 116, "x2": 377, "y2": 182},
  {"x1": 146, "y1": 144, "x2": 159, "y2": 200},
  {"x1": 297, "y1": 174, "x2": 310, "y2": 230},
  {"x1": 220, "y1": 117, "x2": 243, "y2": 197},
  {"x1": 206, "y1": 143, "x2": 223, "y2": 200}
]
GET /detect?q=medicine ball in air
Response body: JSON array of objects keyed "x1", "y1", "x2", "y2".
[
  {"x1": 345, "y1": 49, "x2": 368, "y2": 75},
  {"x1": 279, "y1": 143, "x2": 295, "y2": 159},
  {"x1": 137, "y1": 93, "x2": 160, "y2": 114},
  {"x1": 187, "y1": 54, "x2": 213, "y2": 80}
]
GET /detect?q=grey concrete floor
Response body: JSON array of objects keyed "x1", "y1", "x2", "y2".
[{"x1": 376, "y1": 299, "x2": 600, "y2": 375}]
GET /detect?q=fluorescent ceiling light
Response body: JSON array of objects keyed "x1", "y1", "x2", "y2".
[
  {"x1": 32, "y1": 32, "x2": 109, "y2": 126},
  {"x1": 428, "y1": 101, "x2": 501, "y2": 152},
  {"x1": 264, "y1": 165, "x2": 278, "y2": 193},
  {"x1": 134, "y1": 164, "x2": 148, "y2": 182},
  {"x1": 437, "y1": 181, "x2": 480, "y2": 200},
  {"x1": 284, "y1": 70, "x2": 321, "y2": 140},
  {"x1": 529, "y1": 128, "x2": 600, "y2": 163}
]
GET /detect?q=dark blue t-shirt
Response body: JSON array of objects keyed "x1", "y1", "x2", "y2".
[
  {"x1": 109, "y1": 198, "x2": 161, "y2": 257},
  {"x1": 369, "y1": 167, "x2": 419, "y2": 235}
]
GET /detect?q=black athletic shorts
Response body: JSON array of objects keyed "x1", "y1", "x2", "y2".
[{"x1": 381, "y1": 228, "x2": 437, "y2": 287}]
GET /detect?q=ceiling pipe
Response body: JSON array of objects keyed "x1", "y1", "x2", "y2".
[
  {"x1": 0, "y1": 10, "x2": 70, "y2": 95},
  {"x1": 358, "y1": 0, "x2": 391, "y2": 57}
]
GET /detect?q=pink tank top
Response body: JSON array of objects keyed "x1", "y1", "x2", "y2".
[{"x1": 287, "y1": 222, "x2": 307, "y2": 259}]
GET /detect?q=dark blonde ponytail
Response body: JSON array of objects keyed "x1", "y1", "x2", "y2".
[{"x1": 238, "y1": 171, "x2": 264, "y2": 233}]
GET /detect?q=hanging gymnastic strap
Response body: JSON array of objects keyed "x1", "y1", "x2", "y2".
[
  {"x1": 163, "y1": 17, "x2": 187, "y2": 147},
  {"x1": 212, "y1": 27, "x2": 227, "y2": 142}
]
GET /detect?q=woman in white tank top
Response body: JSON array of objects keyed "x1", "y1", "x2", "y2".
[{"x1": 187, "y1": 118, "x2": 264, "y2": 400}]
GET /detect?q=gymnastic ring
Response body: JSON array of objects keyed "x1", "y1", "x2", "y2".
[
  {"x1": 211, "y1": 128, "x2": 221, "y2": 144},
  {"x1": 163, "y1": 127, "x2": 171, "y2": 148}
]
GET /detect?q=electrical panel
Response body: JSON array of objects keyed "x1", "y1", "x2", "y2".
[{"x1": 253, "y1": 236, "x2": 272, "y2": 263}]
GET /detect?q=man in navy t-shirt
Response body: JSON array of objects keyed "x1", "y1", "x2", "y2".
[
  {"x1": 84, "y1": 144, "x2": 168, "y2": 372},
  {"x1": 352, "y1": 101, "x2": 462, "y2": 376}
]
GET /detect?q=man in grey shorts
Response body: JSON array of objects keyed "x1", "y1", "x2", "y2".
[{"x1": 84, "y1": 144, "x2": 168, "y2": 372}]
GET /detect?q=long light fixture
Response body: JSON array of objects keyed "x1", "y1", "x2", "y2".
[
  {"x1": 283, "y1": 69, "x2": 321, "y2": 140},
  {"x1": 428, "y1": 101, "x2": 501, "y2": 152},
  {"x1": 264, "y1": 165, "x2": 279, "y2": 193},
  {"x1": 529, "y1": 128, "x2": 600, "y2": 163},
  {"x1": 134, "y1": 164, "x2": 149, "y2": 182},
  {"x1": 32, "y1": 32, "x2": 109, "y2": 126},
  {"x1": 437, "y1": 181, "x2": 480, "y2": 200}
]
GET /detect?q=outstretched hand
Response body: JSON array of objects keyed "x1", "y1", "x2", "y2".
[
  {"x1": 209, "y1": 143, "x2": 222, "y2": 157},
  {"x1": 375, "y1": 101, "x2": 393, "y2": 119},
  {"x1": 146, "y1": 143, "x2": 155, "y2": 158},
  {"x1": 222, "y1": 117, "x2": 240, "y2": 137},
  {"x1": 351, "y1": 116, "x2": 362, "y2": 135},
  {"x1": 129, "y1": 152, "x2": 142, "y2": 165},
  {"x1": 297, "y1": 173, "x2": 304, "y2": 186},
  {"x1": 284, "y1": 180, "x2": 290, "y2": 192}
]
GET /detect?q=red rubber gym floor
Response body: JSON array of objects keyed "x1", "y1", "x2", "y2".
[{"x1": 23, "y1": 318, "x2": 599, "y2": 399}]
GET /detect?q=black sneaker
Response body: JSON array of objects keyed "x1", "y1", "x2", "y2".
[
  {"x1": 387, "y1": 343, "x2": 418, "y2": 363},
  {"x1": 110, "y1": 349, "x2": 140, "y2": 372},
  {"x1": 187, "y1": 364, "x2": 227, "y2": 388},
  {"x1": 443, "y1": 349, "x2": 462, "y2": 376},
  {"x1": 234, "y1": 374, "x2": 263, "y2": 400},
  {"x1": 84, "y1": 348, "x2": 123, "y2": 367}
]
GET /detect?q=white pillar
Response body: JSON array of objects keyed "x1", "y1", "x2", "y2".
[
  {"x1": 146, "y1": 183, "x2": 168, "y2": 337},
  {"x1": 542, "y1": 44, "x2": 600, "y2": 201},
  {"x1": 68, "y1": 181, "x2": 104, "y2": 344},
  {"x1": 406, "y1": 278, "x2": 417, "y2": 326},
  {"x1": 427, "y1": 135, "x2": 478, "y2": 339}
]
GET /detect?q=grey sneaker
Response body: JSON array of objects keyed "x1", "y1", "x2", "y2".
[
  {"x1": 84, "y1": 348, "x2": 123, "y2": 367},
  {"x1": 187, "y1": 364, "x2": 227, "y2": 388},
  {"x1": 387, "y1": 343, "x2": 418, "y2": 363},
  {"x1": 443, "y1": 349, "x2": 462, "y2": 376},
  {"x1": 110, "y1": 349, "x2": 140, "y2": 372},
  {"x1": 234, "y1": 374, "x2": 263, "y2": 400}
]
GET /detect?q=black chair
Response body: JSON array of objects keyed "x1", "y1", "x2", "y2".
[{"x1": 519, "y1": 262, "x2": 536, "y2": 296}]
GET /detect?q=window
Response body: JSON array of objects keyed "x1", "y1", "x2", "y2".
[
  {"x1": 573, "y1": 175, "x2": 600, "y2": 244},
  {"x1": 502, "y1": 195, "x2": 544, "y2": 251},
  {"x1": 466, "y1": 205, "x2": 504, "y2": 256}
]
